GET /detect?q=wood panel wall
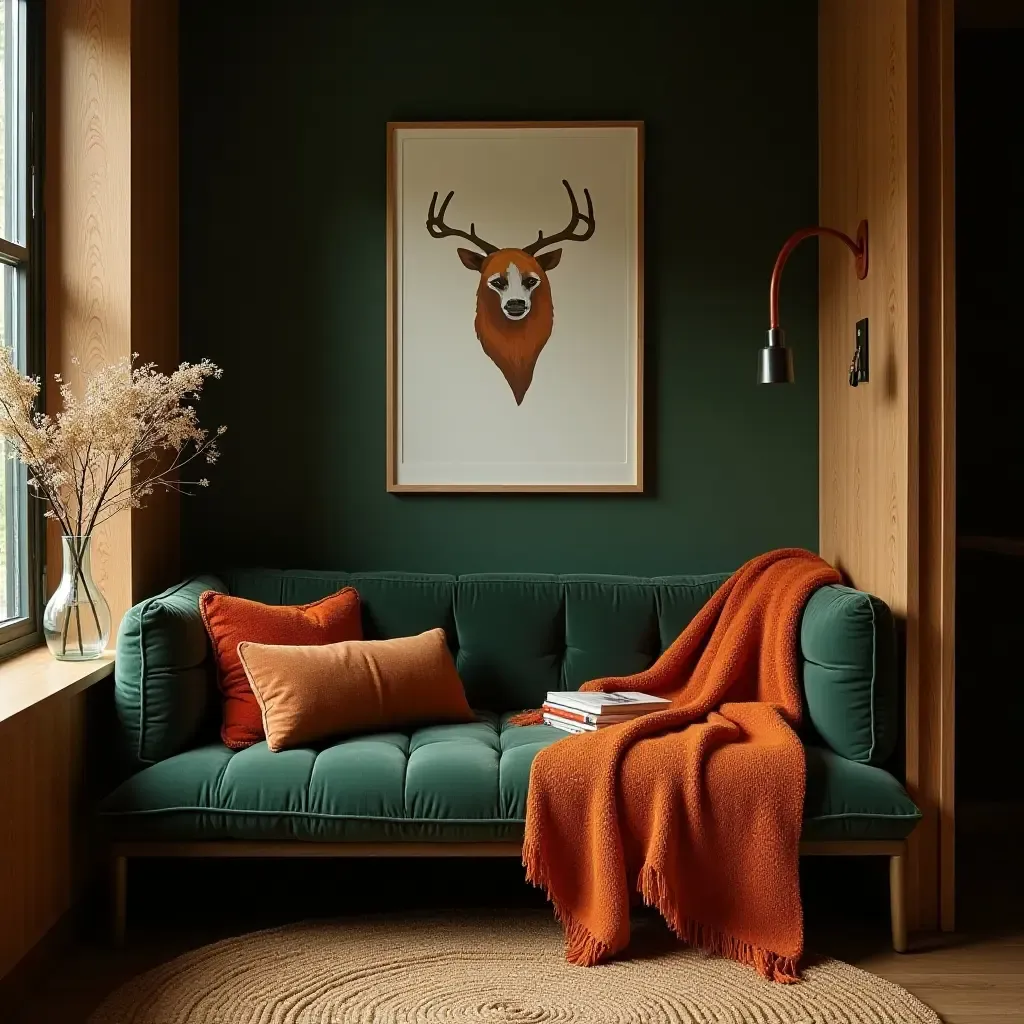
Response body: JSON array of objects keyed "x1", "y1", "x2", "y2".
[
  {"x1": 0, "y1": 691, "x2": 86, "y2": 981},
  {"x1": 0, "y1": 0, "x2": 179, "y2": 989},
  {"x1": 819, "y1": 0, "x2": 956, "y2": 932},
  {"x1": 44, "y1": 0, "x2": 134, "y2": 629},
  {"x1": 44, "y1": 0, "x2": 179, "y2": 634},
  {"x1": 819, "y1": 0, "x2": 915, "y2": 619}
]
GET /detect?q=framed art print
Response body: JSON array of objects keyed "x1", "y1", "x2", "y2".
[{"x1": 387, "y1": 121, "x2": 643, "y2": 492}]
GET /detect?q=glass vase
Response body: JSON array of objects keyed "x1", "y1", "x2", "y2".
[{"x1": 43, "y1": 535, "x2": 111, "y2": 661}]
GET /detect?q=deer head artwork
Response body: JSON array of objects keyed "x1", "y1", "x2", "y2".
[{"x1": 426, "y1": 180, "x2": 596, "y2": 405}]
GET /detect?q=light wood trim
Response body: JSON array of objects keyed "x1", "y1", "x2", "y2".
[
  {"x1": 386, "y1": 121, "x2": 646, "y2": 131},
  {"x1": 385, "y1": 121, "x2": 644, "y2": 493},
  {"x1": 386, "y1": 484, "x2": 646, "y2": 494},
  {"x1": 905, "y1": 0, "x2": 928, "y2": 933},
  {"x1": 890, "y1": 851, "x2": 909, "y2": 952},
  {"x1": 0, "y1": 647, "x2": 114, "y2": 725},
  {"x1": 113, "y1": 839, "x2": 904, "y2": 860},
  {"x1": 385, "y1": 122, "x2": 397, "y2": 493},
  {"x1": 635, "y1": 124, "x2": 645, "y2": 491},
  {"x1": 818, "y1": 0, "x2": 948, "y2": 932},
  {"x1": 5, "y1": 0, "x2": 176, "y2": 986},
  {"x1": 44, "y1": 0, "x2": 180, "y2": 637},
  {"x1": 918, "y1": 0, "x2": 957, "y2": 934},
  {"x1": 45, "y1": 0, "x2": 134, "y2": 633},
  {"x1": 819, "y1": 0, "x2": 914, "y2": 619}
]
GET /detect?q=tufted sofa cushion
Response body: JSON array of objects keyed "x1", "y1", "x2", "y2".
[
  {"x1": 100, "y1": 713, "x2": 551, "y2": 842},
  {"x1": 98, "y1": 714, "x2": 920, "y2": 843},
  {"x1": 114, "y1": 569, "x2": 899, "y2": 770}
]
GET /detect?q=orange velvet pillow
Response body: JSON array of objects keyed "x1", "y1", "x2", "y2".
[
  {"x1": 236, "y1": 628, "x2": 474, "y2": 752},
  {"x1": 200, "y1": 587, "x2": 362, "y2": 750}
]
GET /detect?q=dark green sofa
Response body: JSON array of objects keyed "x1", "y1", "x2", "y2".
[{"x1": 102, "y1": 569, "x2": 921, "y2": 948}]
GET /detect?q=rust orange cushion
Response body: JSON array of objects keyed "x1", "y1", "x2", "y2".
[
  {"x1": 236, "y1": 628, "x2": 475, "y2": 752},
  {"x1": 200, "y1": 588, "x2": 362, "y2": 750}
]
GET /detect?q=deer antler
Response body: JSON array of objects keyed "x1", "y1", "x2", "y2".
[
  {"x1": 426, "y1": 191, "x2": 499, "y2": 254},
  {"x1": 522, "y1": 180, "x2": 596, "y2": 256}
]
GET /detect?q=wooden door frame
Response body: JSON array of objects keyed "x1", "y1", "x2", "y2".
[
  {"x1": 818, "y1": 0, "x2": 956, "y2": 934},
  {"x1": 915, "y1": 0, "x2": 957, "y2": 934}
]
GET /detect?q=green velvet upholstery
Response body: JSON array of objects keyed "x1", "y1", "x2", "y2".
[
  {"x1": 455, "y1": 576, "x2": 566, "y2": 709},
  {"x1": 800, "y1": 746, "x2": 919, "y2": 840},
  {"x1": 800, "y1": 585, "x2": 898, "y2": 764},
  {"x1": 108, "y1": 567, "x2": 918, "y2": 848},
  {"x1": 99, "y1": 717, "x2": 919, "y2": 843},
  {"x1": 114, "y1": 575, "x2": 226, "y2": 764}
]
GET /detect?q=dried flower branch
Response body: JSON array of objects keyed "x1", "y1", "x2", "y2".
[
  {"x1": 0, "y1": 350, "x2": 225, "y2": 655},
  {"x1": 0, "y1": 349, "x2": 225, "y2": 539}
]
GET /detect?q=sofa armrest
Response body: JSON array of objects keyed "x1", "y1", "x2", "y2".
[
  {"x1": 800, "y1": 584, "x2": 898, "y2": 767},
  {"x1": 115, "y1": 574, "x2": 226, "y2": 767}
]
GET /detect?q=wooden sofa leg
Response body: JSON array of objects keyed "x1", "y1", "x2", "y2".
[
  {"x1": 889, "y1": 851, "x2": 908, "y2": 953},
  {"x1": 112, "y1": 854, "x2": 127, "y2": 947}
]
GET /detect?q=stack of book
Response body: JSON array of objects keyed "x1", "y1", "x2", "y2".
[{"x1": 542, "y1": 691, "x2": 671, "y2": 734}]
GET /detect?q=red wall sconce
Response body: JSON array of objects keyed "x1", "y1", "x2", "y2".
[{"x1": 758, "y1": 221, "x2": 869, "y2": 384}]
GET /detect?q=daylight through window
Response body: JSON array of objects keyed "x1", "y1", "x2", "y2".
[{"x1": 0, "y1": 0, "x2": 34, "y2": 640}]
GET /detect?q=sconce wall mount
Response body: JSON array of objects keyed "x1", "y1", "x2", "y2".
[{"x1": 758, "y1": 220, "x2": 868, "y2": 384}]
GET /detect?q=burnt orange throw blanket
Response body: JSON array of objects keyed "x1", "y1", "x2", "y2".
[{"x1": 512, "y1": 549, "x2": 841, "y2": 982}]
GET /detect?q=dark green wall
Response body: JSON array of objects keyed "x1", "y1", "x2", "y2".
[{"x1": 180, "y1": 0, "x2": 819, "y2": 576}]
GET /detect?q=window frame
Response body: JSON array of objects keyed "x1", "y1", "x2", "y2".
[{"x1": 0, "y1": 0, "x2": 43, "y2": 660}]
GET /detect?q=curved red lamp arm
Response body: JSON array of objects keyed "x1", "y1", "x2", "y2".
[{"x1": 770, "y1": 221, "x2": 869, "y2": 329}]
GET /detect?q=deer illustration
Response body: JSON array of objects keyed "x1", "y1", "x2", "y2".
[{"x1": 426, "y1": 180, "x2": 596, "y2": 405}]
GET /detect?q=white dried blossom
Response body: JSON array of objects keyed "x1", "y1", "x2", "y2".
[{"x1": 0, "y1": 349, "x2": 225, "y2": 540}]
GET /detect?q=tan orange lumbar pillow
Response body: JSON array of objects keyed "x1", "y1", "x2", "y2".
[
  {"x1": 200, "y1": 587, "x2": 363, "y2": 750},
  {"x1": 236, "y1": 628, "x2": 475, "y2": 751}
]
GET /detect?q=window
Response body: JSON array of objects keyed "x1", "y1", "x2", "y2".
[{"x1": 0, "y1": 0, "x2": 38, "y2": 655}]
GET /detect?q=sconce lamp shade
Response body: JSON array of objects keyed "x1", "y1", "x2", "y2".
[{"x1": 758, "y1": 328, "x2": 794, "y2": 384}]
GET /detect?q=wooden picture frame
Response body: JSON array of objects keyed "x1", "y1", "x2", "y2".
[{"x1": 387, "y1": 121, "x2": 644, "y2": 492}]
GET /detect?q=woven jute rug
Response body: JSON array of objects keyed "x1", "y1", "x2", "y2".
[{"x1": 89, "y1": 912, "x2": 941, "y2": 1024}]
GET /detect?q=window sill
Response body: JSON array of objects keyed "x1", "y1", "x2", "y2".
[{"x1": 0, "y1": 645, "x2": 114, "y2": 725}]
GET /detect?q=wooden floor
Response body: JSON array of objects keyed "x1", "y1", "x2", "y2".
[
  {"x1": 820, "y1": 931, "x2": 1024, "y2": 1022},
  {"x1": 9, "y1": 841, "x2": 1024, "y2": 1023}
]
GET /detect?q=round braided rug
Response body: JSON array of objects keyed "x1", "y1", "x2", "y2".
[{"x1": 89, "y1": 913, "x2": 940, "y2": 1024}]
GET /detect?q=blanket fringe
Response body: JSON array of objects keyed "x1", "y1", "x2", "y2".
[
  {"x1": 522, "y1": 837, "x2": 612, "y2": 967},
  {"x1": 507, "y1": 709, "x2": 545, "y2": 727},
  {"x1": 638, "y1": 864, "x2": 801, "y2": 983},
  {"x1": 526, "y1": 839, "x2": 798, "y2": 980}
]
